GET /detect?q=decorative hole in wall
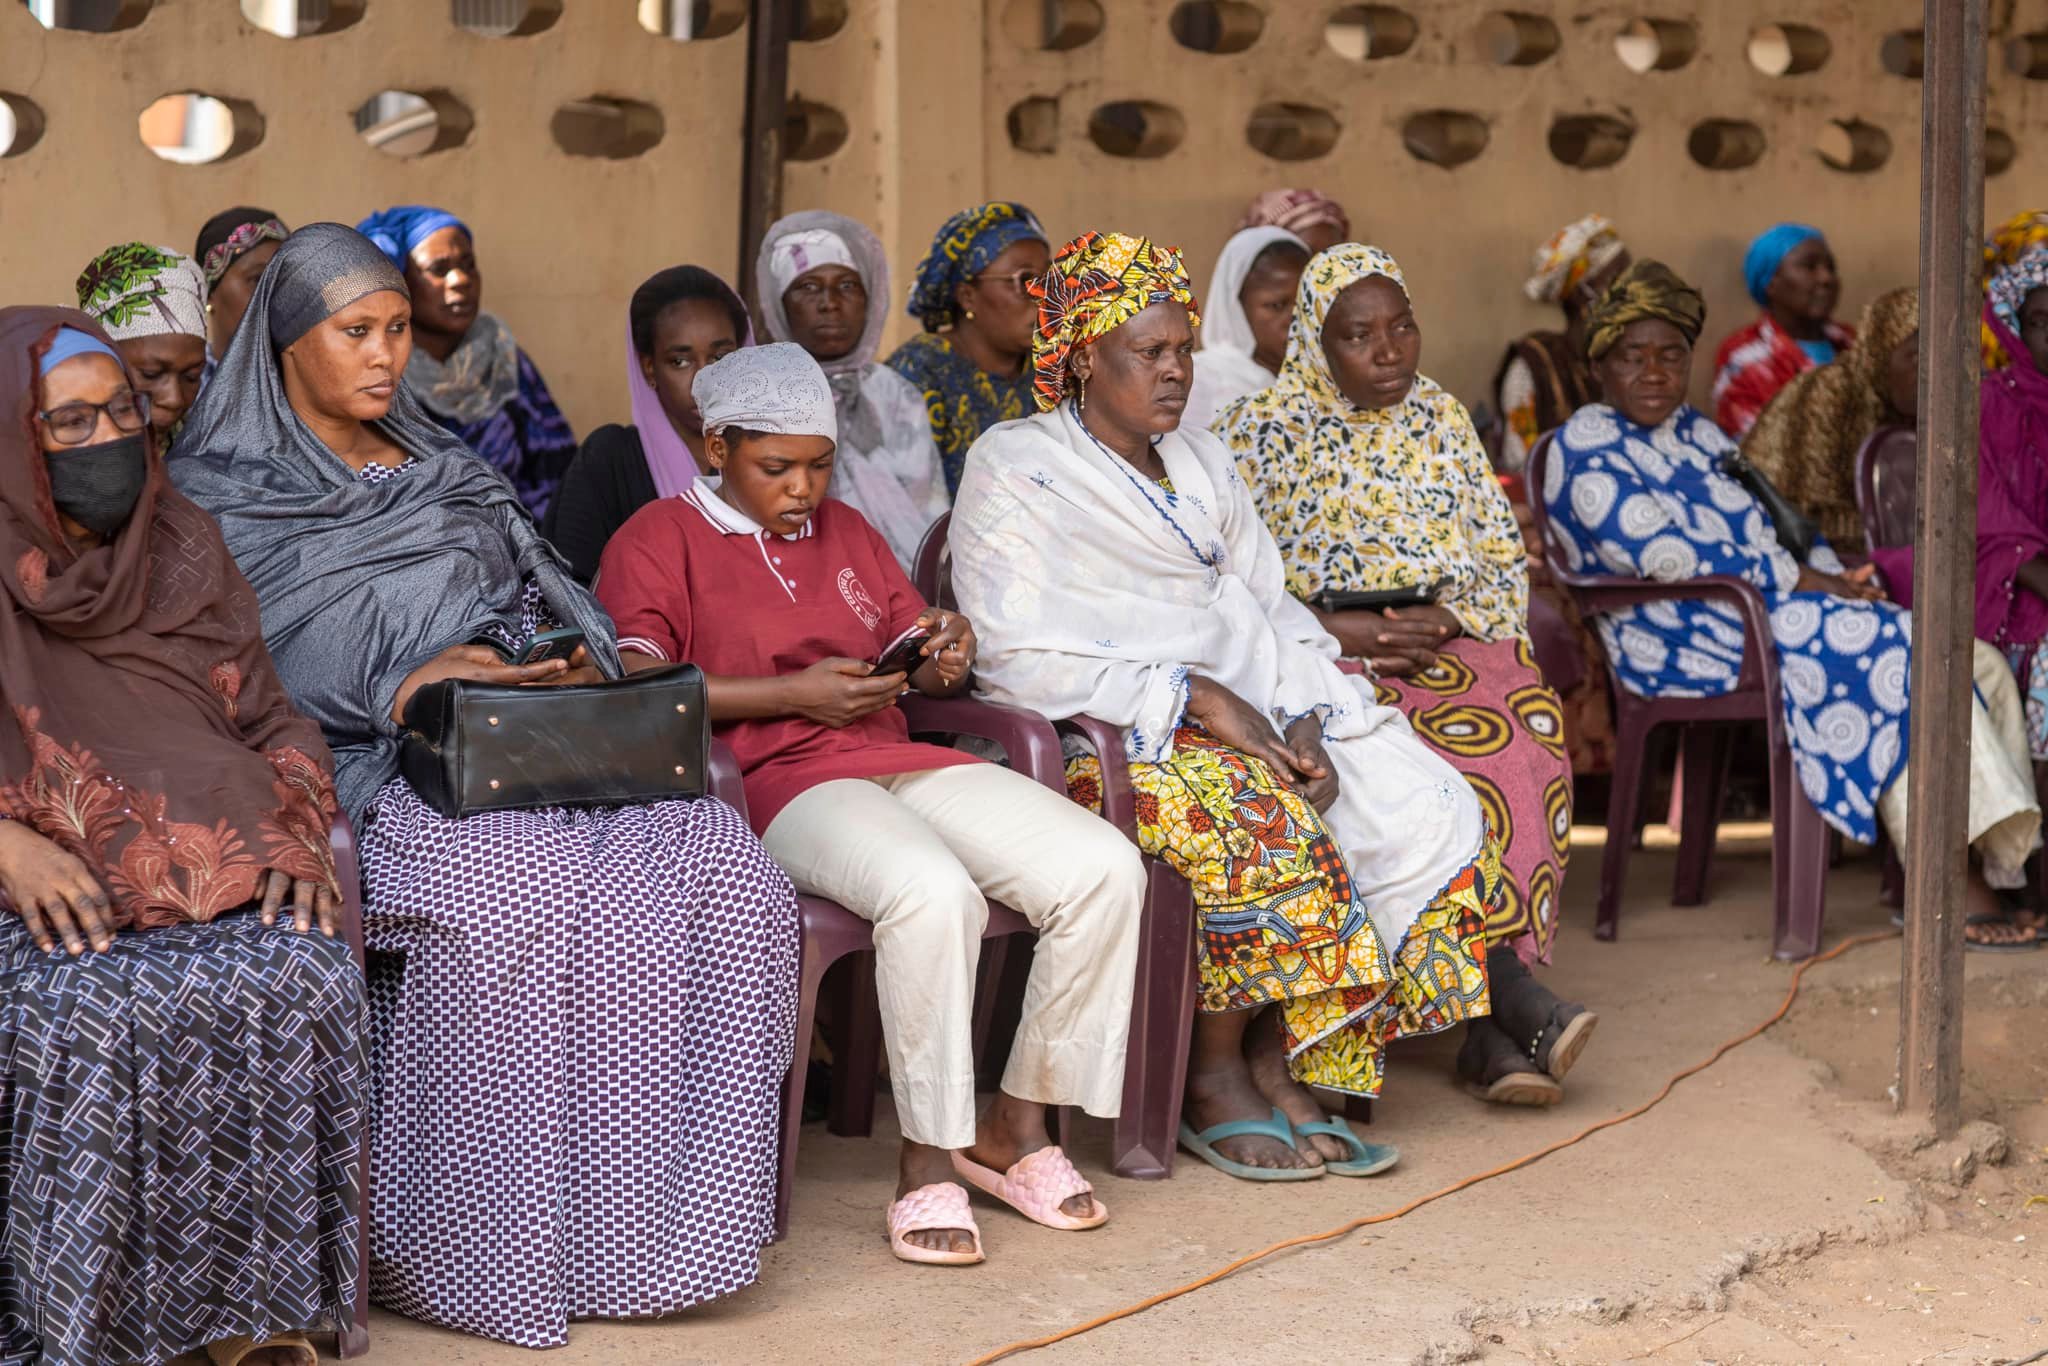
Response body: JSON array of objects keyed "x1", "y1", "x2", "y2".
[
  {"x1": 24, "y1": 0, "x2": 150, "y2": 31},
  {"x1": 453, "y1": 0, "x2": 560, "y2": 36},
  {"x1": 1170, "y1": 1, "x2": 1262, "y2": 54},
  {"x1": 0, "y1": 94, "x2": 46, "y2": 158},
  {"x1": 240, "y1": 0, "x2": 362, "y2": 36},
  {"x1": 1476, "y1": 11, "x2": 1559, "y2": 66},
  {"x1": 1614, "y1": 17, "x2": 1695, "y2": 73},
  {"x1": 1401, "y1": 110, "x2": 1488, "y2": 168},
  {"x1": 2006, "y1": 34, "x2": 2048, "y2": 80},
  {"x1": 1549, "y1": 114, "x2": 1633, "y2": 169},
  {"x1": 1088, "y1": 101, "x2": 1185, "y2": 159},
  {"x1": 1815, "y1": 118, "x2": 1888, "y2": 174},
  {"x1": 1687, "y1": 118, "x2": 1766, "y2": 171},
  {"x1": 355, "y1": 90, "x2": 472, "y2": 158},
  {"x1": 138, "y1": 94, "x2": 263, "y2": 164},
  {"x1": 1247, "y1": 103, "x2": 1338, "y2": 161},
  {"x1": 1748, "y1": 23, "x2": 1830, "y2": 76},
  {"x1": 1001, "y1": 0, "x2": 1104, "y2": 51},
  {"x1": 794, "y1": 0, "x2": 847, "y2": 42},
  {"x1": 1324, "y1": 5, "x2": 1416, "y2": 60},
  {"x1": 783, "y1": 99, "x2": 848, "y2": 161},
  {"x1": 1879, "y1": 29, "x2": 1923, "y2": 78},
  {"x1": 553, "y1": 97, "x2": 666, "y2": 159},
  {"x1": 1007, "y1": 96, "x2": 1059, "y2": 155},
  {"x1": 1986, "y1": 127, "x2": 2017, "y2": 177},
  {"x1": 636, "y1": 0, "x2": 747, "y2": 41}
]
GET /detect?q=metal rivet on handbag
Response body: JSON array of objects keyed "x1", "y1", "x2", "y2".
[{"x1": 398, "y1": 663, "x2": 709, "y2": 819}]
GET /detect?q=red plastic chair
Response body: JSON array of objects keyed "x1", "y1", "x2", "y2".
[{"x1": 1528, "y1": 432, "x2": 1836, "y2": 960}]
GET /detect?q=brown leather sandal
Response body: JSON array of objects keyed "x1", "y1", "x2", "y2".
[
  {"x1": 203, "y1": 1331, "x2": 316, "y2": 1366},
  {"x1": 1457, "y1": 1018, "x2": 1563, "y2": 1106}
]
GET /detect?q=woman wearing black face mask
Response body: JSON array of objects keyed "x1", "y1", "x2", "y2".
[{"x1": 0, "y1": 307, "x2": 364, "y2": 1366}]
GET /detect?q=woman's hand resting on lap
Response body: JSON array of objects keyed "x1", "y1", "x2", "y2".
[
  {"x1": 1187, "y1": 676, "x2": 1335, "y2": 804},
  {"x1": 259, "y1": 867, "x2": 337, "y2": 937},
  {"x1": 1794, "y1": 563, "x2": 1885, "y2": 602},
  {"x1": 391, "y1": 644, "x2": 570, "y2": 724},
  {"x1": 1315, "y1": 603, "x2": 1458, "y2": 677},
  {"x1": 0, "y1": 820, "x2": 113, "y2": 954}
]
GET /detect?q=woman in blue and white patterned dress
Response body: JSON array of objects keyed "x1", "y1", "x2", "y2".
[{"x1": 1545, "y1": 261, "x2": 2040, "y2": 946}]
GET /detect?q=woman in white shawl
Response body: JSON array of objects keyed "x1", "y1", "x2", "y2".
[
  {"x1": 950, "y1": 230, "x2": 1502, "y2": 1181},
  {"x1": 1182, "y1": 226, "x2": 1310, "y2": 432},
  {"x1": 755, "y1": 211, "x2": 949, "y2": 570}
]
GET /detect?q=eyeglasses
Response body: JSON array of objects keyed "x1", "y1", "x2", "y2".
[
  {"x1": 38, "y1": 391, "x2": 151, "y2": 446},
  {"x1": 969, "y1": 269, "x2": 1040, "y2": 294}
]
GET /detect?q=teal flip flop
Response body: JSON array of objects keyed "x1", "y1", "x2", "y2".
[
  {"x1": 1177, "y1": 1106, "x2": 1325, "y2": 1181},
  {"x1": 1293, "y1": 1115, "x2": 1400, "y2": 1177}
]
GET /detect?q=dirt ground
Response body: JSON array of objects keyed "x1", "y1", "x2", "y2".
[{"x1": 334, "y1": 827, "x2": 2048, "y2": 1366}]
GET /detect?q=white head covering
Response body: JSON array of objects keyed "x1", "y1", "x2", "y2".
[
  {"x1": 693, "y1": 341, "x2": 839, "y2": 447},
  {"x1": 764, "y1": 228, "x2": 860, "y2": 299},
  {"x1": 1183, "y1": 226, "x2": 1307, "y2": 430}
]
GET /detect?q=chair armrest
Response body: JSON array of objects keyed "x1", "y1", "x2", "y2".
[
  {"x1": 1055, "y1": 714, "x2": 1139, "y2": 837},
  {"x1": 329, "y1": 815, "x2": 367, "y2": 968},
  {"x1": 898, "y1": 694, "x2": 1066, "y2": 795},
  {"x1": 708, "y1": 738, "x2": 749, "y2": 821},
  {"x1": 1556, "y1": 570, "x2": 1779, "y2": 700}
]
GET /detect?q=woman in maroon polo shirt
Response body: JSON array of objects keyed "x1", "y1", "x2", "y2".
[{"x1": 597, "y1": 343, "x2": 1145, "y2": 1268}]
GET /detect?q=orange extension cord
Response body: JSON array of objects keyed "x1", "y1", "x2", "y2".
[{"x1": 966, "y1": 928, "x2": 1901, "y2": 1366}]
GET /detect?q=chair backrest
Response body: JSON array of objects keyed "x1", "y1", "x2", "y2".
[
  {"x1": 1524, "y1": 431, "x2": 1577, "y2": 583},
  {"x1": 1854, "y1": 424, "x2": 1917, "y2": 549},
  {"x1": 912, "y1": 511, "x2": 958, "y2": 611}
]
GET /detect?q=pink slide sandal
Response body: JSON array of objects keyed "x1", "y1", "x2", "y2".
[
  {"x1": 886, "y1": 1182, "x2": 986, "y2": 1266},
  {"x1": 951, "y1": 1145, "x2": 1109, "y2": 1231}
]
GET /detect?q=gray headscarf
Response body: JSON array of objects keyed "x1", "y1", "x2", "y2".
[
  {"x1": 754, "y1": 210, "x2": 890, "y2": 455},
  {"x1": 171, "y1": 222, "x2": 620, "y2": 822}
]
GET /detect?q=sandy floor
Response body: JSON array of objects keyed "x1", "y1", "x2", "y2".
[{"x1": 328, "y1": 828, "x2": 2048, "y2": 1365}]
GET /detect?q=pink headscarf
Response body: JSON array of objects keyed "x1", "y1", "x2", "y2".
[
  {"x1": 625, "y1": 271, "x2": 754, "y2": 499},
  {"x1": 1238, "y1": 187, "x2": 1351, "y2": 240}
]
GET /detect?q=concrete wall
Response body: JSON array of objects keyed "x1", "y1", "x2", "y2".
[{"x1": 4, "y1": 0, "x2": 2047, "y2": 433}]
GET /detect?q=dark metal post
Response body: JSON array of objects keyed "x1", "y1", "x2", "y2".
[
  {"x1": 739, "y1": 0, "x2": 794, "y2": 312},
  {"x1": 1899, "y1": 0, "x2": 1987, "y2": 1134}
]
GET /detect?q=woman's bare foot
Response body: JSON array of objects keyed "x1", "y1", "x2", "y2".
[
  {"x1": 1183, "y1": 1009, "x2": 1318, "y2": 1171},
  {"x1": 961, "y1": 1091, "x2": 1095, "y2": 1221},
  {"x1": 1243, "y1": 1005, "x2": 1350, "y2": 1162},
  {"x1": 896, "y1": 1141, "x2": 976, "y2": 1256}
]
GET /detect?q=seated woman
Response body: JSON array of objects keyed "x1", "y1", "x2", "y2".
[
  {"x1": 1220, "y1": 244, "x2": 1596, "y2": 1106},
  {"x1": 1983, "y1": 209, "x2": 2048, "y2": 370},
  {"x1": 1547, "y1": 262, "x2": 2042, "y2": 948},
  {"x1": 1712, "y1": 223, "x2": 1854, "y2": 439},
  {"x1": 597, "y1": 342, "x2": 1143, "y2": 1266},
  {"x1": 885, "y1": 201, "x2": 1050, "y2": 496},
  {"x1": 544, "y1": 264, "x2": 751, "y2": 582},
  {"x1": 1238, "y1": 187, "x2": 1351, "y2": 253},
  {"x1": 1, "y1": 308, "x2": 361, "y2": 1366},
  {"x1": 1182, "y1": 224, "x2": 1308, "y2": 432},
  {"x1": 951, "y1": 230, "x2": 1501, "y2": 1179},
  {"x1": 356, "y1": 204, "x2": 577, "y2": 518},
  {"x1": 75, "y1": 242, "x2": 210, "y2": 444},
  {"x1": 170, "y1": 224, "x2": 801, "y2": 1347},
  {"x1": 195, "y1": 205, "x2": 288, "y2": 364},
  {"x1": 1740, "y1": 288, "x2": 1918, "y2": 556},
  {"x1": 1496, "y1": 213, "x2": 1630, "y2": 475},
  {"x1": 755, "y1": 210, "x2": 949, "y2": 569}
]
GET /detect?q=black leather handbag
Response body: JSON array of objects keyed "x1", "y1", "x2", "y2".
[
  {"x1": 1721, "y1": 451, "x2": 1820, "y2": 564},
  {"x1": 399, "y1": 663, "x2": 709, "y2": 819}
]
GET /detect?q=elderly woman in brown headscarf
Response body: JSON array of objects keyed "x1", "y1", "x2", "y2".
[{"x1": 1741, "y1": 288, "x2": 1919, "y2": 555}]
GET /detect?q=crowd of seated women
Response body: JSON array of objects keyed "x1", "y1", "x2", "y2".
[{"x1": 3, "y1": 181, "x2": 2031, "y2": 1359}]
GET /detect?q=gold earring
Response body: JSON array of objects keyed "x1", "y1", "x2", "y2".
[
  {"x1": 205, "y1": 302, "x2": 215, "y2": 315},
  {"x1": 1076, "y1": 373, "x2": 1087, "y2": 411},
  {"x1": 963, "y1": 309, "x2": 976, "y2": 321}
]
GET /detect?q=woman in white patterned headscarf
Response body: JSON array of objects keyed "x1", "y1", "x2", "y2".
[{"x1": 75, "y1": 242, "x2": 210, "y2": 442}]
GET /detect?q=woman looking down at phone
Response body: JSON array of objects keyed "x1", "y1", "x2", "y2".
[
  {"x1": 1218, "y1": 244, "x2": 1595, "y2": 1107},
  {"x1": 950, "y1": 230, "x2": 1504, "y2": 1182},
  {"x1": 597, "y1": 343, "x2": 1145, "y2": 1269},
  {"x1": 170, "y1": 225, "x2": 801, "y2": 1348}
]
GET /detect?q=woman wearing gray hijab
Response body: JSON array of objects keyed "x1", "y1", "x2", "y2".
[
  {"x1": 172, "y1": 223, "x2": 800, "y2": 1350},
  {"x1": 755, "y1": 210, "x2": 949, "y2": 569}
]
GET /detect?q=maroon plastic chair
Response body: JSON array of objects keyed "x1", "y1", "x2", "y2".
[
  {"x1": 1528, "y1": 432, "x2": 1835, "y2": 960},
  {"x1": 1855, "y1": 425, "x2": 1917, "y2": 554},
  {"x1": 917, "y1": 513, "x2": 1210, "y2": 1180}
]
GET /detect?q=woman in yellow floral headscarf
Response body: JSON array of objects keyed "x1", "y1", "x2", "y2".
[
  {"x1": 1984, "y1": 210, "x2": 2048, "y2": 370},
  {"x1": 953, "y1": 230, "x2": 1508, "y2": 1180},
  {"x1": 1218, "y1": 244, "x2": 1597, "y2": 1108}
]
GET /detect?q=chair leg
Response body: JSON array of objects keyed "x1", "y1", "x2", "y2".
[
  {"x1": 1110, "y1": 859, "x2": 1197, "y2": 1180},
  {"x1": 1670, "y1": 724, "x2": 1726, "y2": 906},
  {"x1": 826, "y1": 952, "x2": 882, "y2": 1138},
  {"x1": 775, "y1": 939, "x2": 834, "y2": 1241},
  {"x1": 1598, "y1": 704, "x2": 1652, "y2": 941},
  {"x1": 1772, "y1": 755, "x2": 1833, "y2": 961}
]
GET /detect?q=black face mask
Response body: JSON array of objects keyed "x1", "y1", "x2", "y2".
[{"x1": 45, "y1": 433, "x2": 148, "y2": 537}]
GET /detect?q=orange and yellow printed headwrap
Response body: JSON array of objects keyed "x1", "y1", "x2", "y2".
[{"x1": 1028, "y1": 230, "x2": 1199, "y2": 411}]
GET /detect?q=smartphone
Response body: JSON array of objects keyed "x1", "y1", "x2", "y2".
[
  {"x1": 1308, "y1": 579, "x2": 1446, "y2": 614},
  {"x1": 872, "y1": 627, "x2": 933, "y2": 677},
  {"x1": 519, "y1": 627, "x2": 586, "y2": 666}
]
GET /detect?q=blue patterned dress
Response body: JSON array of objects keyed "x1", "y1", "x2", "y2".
[{"x1": 1544, "y1": 403, "x2": 1910, "y2": 843}]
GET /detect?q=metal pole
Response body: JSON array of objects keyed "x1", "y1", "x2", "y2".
[
  {"x1": 739, "y1": 0, "x2": 793, "y2": 314},
  {"x1": 1898, "y1": 0, "x2": 1987, "y2": 1134}
]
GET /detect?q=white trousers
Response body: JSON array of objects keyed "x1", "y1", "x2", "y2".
[{"x1": 761, "y1": 763, "x2": 1145, "y2": 1149}]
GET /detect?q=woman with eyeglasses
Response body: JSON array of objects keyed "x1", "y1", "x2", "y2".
[
  {"x1": 885, "y1": 203, "x2": 1052, "y2": 497},
  {"x1": 0, "y1": 308, "x2": 363, "y2": 1366},
  {"x1": 755, "y1": 210, "x2": 949, "y2": 570}
]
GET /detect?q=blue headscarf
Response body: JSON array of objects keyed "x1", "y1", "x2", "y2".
[
  {"x1": 905, "y1": 202, "x2": 1046, "y2": 332},
  {"x1": 1743, "y1": 222, "x2": 1823, "y2": 308},
  {"x1": 354, "y1": 204, "x2": 470, "y2": 272},
  {"x1": 36, "y1": 326, "x2": 122, "y2": 376}
]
